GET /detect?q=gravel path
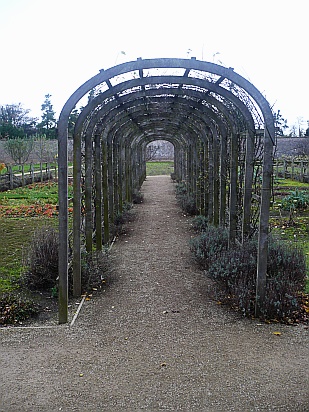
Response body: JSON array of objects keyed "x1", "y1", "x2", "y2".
[{"x1": 1, "y1": 175, "x2": 309, "y2": 411}]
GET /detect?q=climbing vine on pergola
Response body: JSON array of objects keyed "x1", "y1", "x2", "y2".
[{"x1": 58, "y1": 58, "x2": 275, "y2": 323}]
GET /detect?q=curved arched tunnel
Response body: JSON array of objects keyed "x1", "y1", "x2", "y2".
[{"x1": 58, "y1": 57, "x2": 275, "y2": 323}]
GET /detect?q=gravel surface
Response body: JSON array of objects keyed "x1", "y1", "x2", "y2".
[{"x1": 1, "y1": 175, "x2": 309, "y2": 412}]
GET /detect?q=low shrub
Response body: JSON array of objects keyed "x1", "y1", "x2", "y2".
[
  {"x1": 190, "y1": 225, "x2": 229, "y2": 270},
  {"x1": 132, "y1": 189, "x2": 144, "y2": 204},
  {"x1": 111, "y1": 205, "x2": 136, "y2": 238},
  {"x1": 0, "y1": 293, "x2": 40, "y2": 325},
  {"x1": 113, "y1": 212, "x2": 125, "y2": 227},
  {"x1": 191, "y1": 215, "x2": 208, "y2": 232},
  {"x1": 265, "y1": 239, "x2": 306, "y2": 319},
  {"x1": 280, "y1": 190, "x2": 309, "y2": 211},
  {"x1": 208, "y1": 239, "x2": 258, "y2": 316},
  {"x1": 175, "y1": 182, "x2": 187, "y2": 198},
  {"x1": 122, "y1": 201, "x2": 132, "y2": 211},
  {"x1": 176, "y1": 182, "x2": 198, "y2": 216},
  {"x1": 22, "y1": 226, "x2": 59, "y2": 291},
  {"x1": 206, "y1": 236, "x2": 306, "y2": 321},
  {"x1": 80, "y1": 250, "x2": 109, "y2": 292}
]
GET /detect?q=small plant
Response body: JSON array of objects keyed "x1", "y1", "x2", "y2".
[
  {"x1": 175, "y1": 182, "x2": 198, "y2": 216},
  {"x1": 281, "y1": 190, "x2": 309, "y2": 211},
  {"x1": 122, "y1": 201, "x2": 132, "y2": 211},
  {"x1": 191, "y1": 215, "x2": 208, "y2": 232},
  {"x1": 80, "y1": 250, "x2": 109, "y2": 291},
  {"x1": 190, "y1": 225, "x2": 229, "y2": 270},
  {"x1": 111, "y1": 212, "x2": 126, "y2": 237},
  {"x1": 132, "y1": 189, "x2": 143, "y2": 204},
  {"x1": 175, "y1": 182, "x2": 187, "y2": 198},
  {"x1": 170, "y1": 172, "x2": 177, "y2": 182},
  {"x1": 22, "y1": 226, "x2": 59, "y2": 291},
  {"x1": 206, "y1": 235, "x2": 307, "y2": 321},
  {"x1": 0, "y1": 292, "x2": 40, "y2": 325},
  {"x1": 208, "y1": 239, "x2": 258, "y2": 315}
]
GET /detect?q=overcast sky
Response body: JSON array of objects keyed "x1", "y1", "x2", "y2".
[{"x1": 0, "y1": 0, "x2": 308, "y2": 130}]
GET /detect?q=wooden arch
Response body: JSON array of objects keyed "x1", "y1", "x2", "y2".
[{"x1": 58, "y1": 57, "x2": 275, "y2": 323}]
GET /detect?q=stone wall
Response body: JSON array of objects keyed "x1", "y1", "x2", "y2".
[
  {"x1": 275, "y1": 137, "x2": 309, "y2": 158},
  {"x1": 147, "y1": 140, "x2": 174, "y2": 160},
  {"x1": 0, "y1": 140, "x2": 73, "y2": 164},
  {"x1": 0, "y1": 137, "x2": 308, "y2": 165}
]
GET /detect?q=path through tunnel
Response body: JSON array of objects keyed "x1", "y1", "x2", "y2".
[{"x1": 58, "y1": 57, "x2": 275, "y2": 323}]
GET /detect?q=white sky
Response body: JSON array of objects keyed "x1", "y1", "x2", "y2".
[{"x1": 0, "y1": 0, "x2": 308, "y2": 129}]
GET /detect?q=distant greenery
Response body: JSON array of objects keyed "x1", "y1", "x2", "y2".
[{"x1": 146, "y1": 161, "x2": 174, "y2": 176}]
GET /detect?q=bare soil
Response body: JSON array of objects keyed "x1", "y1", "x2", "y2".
[{"x1": 1, "y1": 175, "x2": 308, "y2": 411}]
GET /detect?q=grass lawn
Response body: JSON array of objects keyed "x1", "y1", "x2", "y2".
[
  {"x1": 0, "y1": 217, "x2": 58, "y2": 293},
  {"x1": 146, "y1": 161, "x2": 174, "y2": 176}
]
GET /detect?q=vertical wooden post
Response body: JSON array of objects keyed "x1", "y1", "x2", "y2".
[
  {"x1": 30, "y1": 163, "x2": 34, "y2": 183},
  {"x1": 47, "y1": 163, "x2": 51, "y2": 181},
  {"x1": 118, "y1": 143, "x2": 123, "y2": 213},
  {"x1": 102, "y1": 140, "x2": 109, "y2": 243},
  {"x1": 213, "y1": 133, "x2": 219, "y2": 226},
  {"x1": 229, "y1": 132, "x2": 238, "y2": 246},
  {"x1": 95, "y1": 134, "x2": 103, "y2": 250},
  {"x1": 125, "y1": 144, "x2": 132, "y2": 203},
  {"x1": 198, "y1": 140, "x2": 204, "y2": 214},
  {"x1": 242, "y1": 130, "x2": 255, "y2": 240},
  {"x1": 107, "y1": 140, "x2": 114, "y2": 223},
  {"x1": 192, "y1": 143, "x2": 200, "y2": 212},
  {"x1": 219, "y1": 132, "x2": 227, "y2": 226},
  {"x1": 72, "y1": 130, "x2": 82, "y2": 297},
  {"x1": 85, "y1": 132, "x2": 93, "y2": 252},
  {"x1": 113, "y1": 142, "x2": 119, "y2": 217},
  {"x1": 21, "y1": 165, "x2": 25, "y2": 186},
  {"x1": 58, "y1": 117, "x2": 68, "y2": 324},
  {"x1": 204, "y1": 139, "x2": 209, "y2": 217},
  {"x1": 255, "y1": 127, "x2": 274, "y2": 317},
  {"x1": 300, "y1": 160, "x2": 304, "y2": 182},
  {"x1": 208, "y1": 135, "x2": 214, "y2": 224},
  {"x1": 8, "y1": 165, "x2": 13, "y2": 189}
]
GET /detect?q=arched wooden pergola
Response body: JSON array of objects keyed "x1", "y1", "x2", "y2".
[{"x1": 58, "y1": 57, "x2": 275, "y2": 323}]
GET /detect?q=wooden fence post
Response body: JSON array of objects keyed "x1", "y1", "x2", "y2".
[{"x1": 30, "y1": 163, "x2": 34, "y2": 183}]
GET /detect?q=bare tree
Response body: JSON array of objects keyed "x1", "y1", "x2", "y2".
[
  {"x1": 3, "y1": 137, "x2": 34, "y2": 165},
  {"x1": 146, "y1": 143, "x2": 159, "y2": 161},
  {"x1": 33, "y1": 134, "x2": 57, "y2": 163}
]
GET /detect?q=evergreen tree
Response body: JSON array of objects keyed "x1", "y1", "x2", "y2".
[
  {"x1": 68, "y1": 107, "x2": 80, "y2": 138},
  {"x1": 273, "y1": 110, "x2": 288, "y2": 136},
  {"x1": 38, "y1": 94, "x2": 57, "y2": 139}
]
